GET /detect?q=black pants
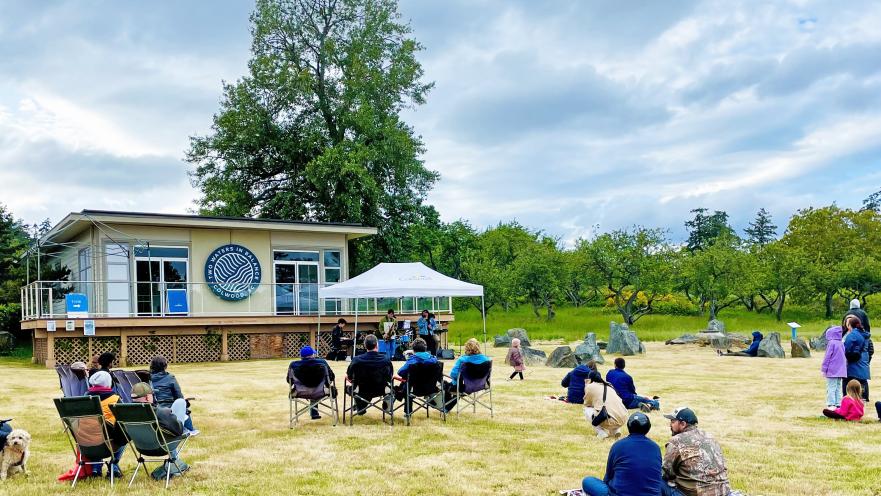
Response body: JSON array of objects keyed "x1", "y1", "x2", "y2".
[
  {"x1": 823, "y1": 408, "x2": 846, "y2": 420},
  {"x1": 844, "y1": 377, "x2": 870, "y2": 402},
  {"x1": 509, "y1": 371, "x2": 523, "y2": 380},
  {"x1": 421, "y1": 335, "x2": 438, "y2": 356},
  {"x1": 875, "y1": 401, "x2": 881, "y2": 420}
]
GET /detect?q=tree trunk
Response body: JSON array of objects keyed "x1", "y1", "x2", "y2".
[
  {"x1": 775, "y1": 291, "x2": 786, "y2": 322},
  {"x1": 825, "y1": 291, "x2": 834, "y2": 318},
  {"x1": 545, "y1": 300, "x2": 556, "y2": 321}
]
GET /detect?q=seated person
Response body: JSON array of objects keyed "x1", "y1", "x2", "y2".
[
  {"x1": 329, "y1": 318, "x2": 350, "y2": 360},
  {"x1": 86, "y1": 370, "x2": 127, "y2": 478},
  {"x1": 345, "y1": 335, "x2": 393, "y2": 415},
  {"x1": 582, "y1": 412, "x2": 663, "y2": 496},
  {"x1": 606, "y1": 358, "x2": 659, "y2": 412},
  {"x1": 583, "y1": 371, "x2": 629, "y2": 440},
  {"x1": 719, "y1": 331, "x2": 763, "y2": 357},
  {"x1": 662, "y1": 407, "x2": 731, "y2": 496},
  {"x1": 561, "y1": 361, "x2": 596, "y2": 403},
  {"x1": 444, "y1": 338, "x2": 491, "y2": 410},
  {"x1": 288, "y1": 346, "x2": 335, "y2": 420},
  {"x1": 130, "y1": 382, "x2": 189, "y2": 478},
  {"x1": 393, "y1": 338, "x2": 438, "y2": 410},
  {"x1": 150, "y1": 355, "x2": 198, "y2": 435},
  {"x1": 822, "y1": 379, "x2": 864, "y2": 421}
]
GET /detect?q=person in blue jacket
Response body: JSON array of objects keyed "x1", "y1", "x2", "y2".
[
  {"x1": 444, "y1": 338, "x2": 491, "y2": 410},
  {"x1": 719, "y1": 331, "x2": 763, "y2": 357},
  {"x1": 606, "y1": 358, "x2": 660, "y2": 412},
  {"x1": 417, "y1": 309, "x2": 439, "y2": 356},
  {"x1": 581, "y1": 412, "x2": 663, "y2": 496},
  {"x1": 843, "y1": 316, "x2": 871, "y2": 402},
  {"x1": 561, "y1": 362, "x2": 596, "y2": 403}
]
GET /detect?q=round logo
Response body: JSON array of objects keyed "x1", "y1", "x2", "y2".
[{"x1": 205, "y1": 244, "x2": 262, "y2": 301}]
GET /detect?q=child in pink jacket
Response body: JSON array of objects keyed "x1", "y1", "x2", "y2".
[{"x1": 822, "y1": 379, "x2": 864, "y2": 421}]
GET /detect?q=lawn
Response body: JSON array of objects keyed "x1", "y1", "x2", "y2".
[{"x1": 1, "y1": 337, "x2": 879, "y2": 495}]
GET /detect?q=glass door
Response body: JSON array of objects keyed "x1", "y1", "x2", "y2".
[
  {"x1": 297, "y1": 264, "x2": 319, "y2": 314},
  {"x1": 136, "y1": 260, "x2": 161, "y2": 316},
  {"x1": 274, "y1": 261, "x2": 319, "y2": 315},
  {"x1": 135, "y1": 247, "x2": 189, "y2": 316},
  {"x1": 275, "y1": 264, "x2": 297, "y2": 315}
]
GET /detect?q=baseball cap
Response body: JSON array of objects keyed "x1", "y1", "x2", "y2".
[
  {"x1": 300, "y1": 346, "x2": 316, "y2": 358},
  {"x1": 663, "y1": 407, "x2": 698, "y2": 425},
  {"x1": 131, "y1": 382, "x2": 153, "y2": 399}
]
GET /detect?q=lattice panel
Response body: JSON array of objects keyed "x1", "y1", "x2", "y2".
[
  {"x1": 283, "y1": 332, "x2": 310, "y2": 358},
  {"x1": 175, "y1": 334, "x2": 222, "y2": 363},
  {"x1": 33, "y1": 338, "x2": 47, "y2": 365},
  {"x1": 227, "y1": 333, "x2": 250, "y2": 361},
  {"x1": 127, "y1": 335, "x2": 175, "y2": 366},
  {"x1": 317, "y1": 330, "x2": 353, "y2": 358},
  {"x1": 54, "y1": 337, "x2": 89, "y2": 366},
  {"x1": 91, "y1": 337, "x2": 121, "y2": 367}
]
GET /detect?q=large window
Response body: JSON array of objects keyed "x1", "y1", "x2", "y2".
[
  {"x1": 78, "y1": 247, "x2": 92, "y2": 282},
  {"x1": 274, "y1": 250, "x2": 319, "y2": 315},
  {"x1": 134, "y1": 245, "x2": 189, "y2": 316}
]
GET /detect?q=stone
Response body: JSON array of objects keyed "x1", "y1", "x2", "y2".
[
  {"x1": 520, "y1": 346, "x2": 547, "y2": 366},
  {"x1": 493, "y1": 335, "x2": 512, "y2": 347},
  {"x1": 791, "y1": 337, "x2": 811, "y2": 358},
  {"x1": 810, "y1": 333, "x2": 827, "y2": 351},
  {"x1": 493, "y1": 328, "x2": 531, "y2": 347},
  {"x1": 709, "y1": 335, "x2": 731, "y2": 351},
  {"x1": 607, "y1": 322, "x2": 629, "y2": 354},
  {"x1": 757, "y1": 332, "x2": 785, "y2": 358},
  {"x1": 0, "y1": 331, "x2": 14, "y2": 355},
  {"x1": 619, "y1": 331, "x2": 643, "y2": 356},
  {"x1": 665, "y1": 334, "x2": 700, "y2": 345},
  {"x1": 574, "y1": 333, "x2": 605, "y2": 365},
  {"x1": 706, "y1": 319, "x2": 726, "y2": 334},
  {"x1": 665, "y1": 333, "x2": 751, "y2": 348},
  {"x1": 546, "y1": 346, "x2": 578, "y2": 368}
]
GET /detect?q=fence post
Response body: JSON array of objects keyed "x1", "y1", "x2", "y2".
[
  {"x1": 221, "y1": 330, "x2": 229, "y2": 361},
  {"x1": 120, "y1": 332, "x2": 128, "y2": 367}
]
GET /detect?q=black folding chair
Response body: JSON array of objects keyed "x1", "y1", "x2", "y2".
[
  {"x1": 287, "y1": 362, "x2": 339, "y2": 427},
  {"x1": 343, "y1": 361, "x2": 395, "y2": 426},
  {"x1": 110, "y1": 403, "x2": 190, "y2": 489},
  {"x1": 54, "y1": 396, "x2": 122, "y2": 487},
  {"x1": 448, "y1": 361, "x2": 493, "y2": 418},
  {"x1": 396, "y1": 361, "x2": 445, "y2": 425}
]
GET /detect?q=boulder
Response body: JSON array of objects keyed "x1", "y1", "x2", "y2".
[
  {"x1": 521, "y1": 346, "x2": 547, "y2": 366},
  {"x1": 810, "y1": 333, "x2": 827, "y2": 352},
  {"x1": 706, "y1": 319, "x2": 726, "y2": 334},
  {"x1": 574, "y1": 333, "x2": 605, "y2": 365},
  {"x1": 757, "y1": 332, "x2": 785, "y2": 358},
  {"x1": 665, "y1": 334, "x2": 700, "y2": 345},
  {"x1": 493, "y1": 328, "x2": 531, "y2": 347},
  {"x1": 493, "y1": 335, "x2": 512, "y2": 347},
  {"x1": 665, "y1": 333, "x2": 751, "y2": 348},
  {"x1": 791, "y1": 337, "x2": 811, "y2": 358},
  {"x1": 619, "y1": 332, "x2": 644, "y2": 356},
  {"x1": 546, "y1": 346, "x2": 578, "y2": 368},
  {"x1": 607, "y1": 322, "x2": 629, "y2": 354},
  {"x1": 0, "y1": 331, "x2": 14, "y2": 355}
]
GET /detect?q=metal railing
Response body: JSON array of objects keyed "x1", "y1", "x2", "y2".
[{"x1": 20, "y1": 280, "x2": 453, "y2": 320}]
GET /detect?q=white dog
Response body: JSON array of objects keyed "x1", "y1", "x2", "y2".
[{"x1": 0, "y1": 429, "x2": 30, "y2": 480}]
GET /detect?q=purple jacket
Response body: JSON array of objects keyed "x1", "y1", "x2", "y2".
[{"x1": 821, "y1": 326, "x2": 847, "y2": 378}]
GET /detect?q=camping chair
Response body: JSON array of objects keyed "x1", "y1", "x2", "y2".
[
  {"x1": 54, "y1": 396, "x2": 122, "y2": 487},
  {"x1": 124, "y1": 370, "x2": 143, "y2": 388},
  {"x1": 56, "y1": 365, "x2": 89, "y2": 398},
  {"x1": 397, "y1": 361, "x2": 445, "y2": 425},
  {"x1": 343, "y1": 362, "x2": 395, "y2": 426},
  {"x1": 287, "y1": 362, "x2": 339, "y2": 427},
  {"x1": 112, "y1": 369, "x2": 134, "y2": 402},
  {"x1": 110, "y1": 403, "x2": 190, "y2": 489},
  {"x1": 448, "y1": 361, "x2": 493, "y2": 418}
]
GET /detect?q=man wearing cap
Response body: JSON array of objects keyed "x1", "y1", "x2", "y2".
[
  {"x1": 287, "y1": 345, "x2": 335, "y2": 420},
  {"x1": 581, "y1": 412, "x2": 663, "y2": 496},
  {"x1": 661, "y1": 407, "x2": 731, "y2": 496}
]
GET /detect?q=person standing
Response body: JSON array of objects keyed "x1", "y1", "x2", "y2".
[
  {"x1": 581, "y1": 412, "x2": 663, "y2": 496},
  {"x1": 843, "y1": 316, "x2": 871, "y2": 402},
  {"x1": 417, "y1": 309, "x2": 438, "y2": 356},
  {"x1": 661, "y1": 407, "x2": 731, "y2": 496},
  {"x1": 506, "y1": 338, "x2": 525, "y2": 381},
  {"x1": 844, "y1": 299, "x2": 873, "y2": 399},
  {"x1": 820, "y1": 326, "x2": 847, "y2": 408}
]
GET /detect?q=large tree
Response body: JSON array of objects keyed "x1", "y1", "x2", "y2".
[
  {"x1": 684, "y1": 208, "x2": 732, "y2": 252},
  {"x1": 744, "y1": 208, "x2": 777, "y2": 246},
  {"x1": 187, "y1": 0, "x2": 438, "y2": 272}
]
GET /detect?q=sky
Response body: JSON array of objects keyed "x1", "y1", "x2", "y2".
[{"x1": 1, "y1": 0, "x2": 880, "y2": 245}]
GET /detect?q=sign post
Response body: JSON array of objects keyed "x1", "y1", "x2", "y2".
[{"x1": 787, "y1": 322, "x2": 801, "y2": 341}]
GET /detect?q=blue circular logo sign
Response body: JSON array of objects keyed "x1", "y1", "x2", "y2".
[{"x1": 205, "y1": 244, "x2": 262, "y2": 301}]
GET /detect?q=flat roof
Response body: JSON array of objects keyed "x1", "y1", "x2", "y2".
[{"x1": 39, "y1": 209, "x2": 378, "y2": 245}]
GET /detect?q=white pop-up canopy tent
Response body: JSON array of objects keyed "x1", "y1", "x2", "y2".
[{"x1": 317, "y1": 262, "x2": 486, "y2": 354}]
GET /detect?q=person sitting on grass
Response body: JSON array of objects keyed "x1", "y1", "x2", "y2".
[
  {"x1": 560, "y1": 360, "x2": 597, "y2": 403},
  {"x1": 345, "y1": 334, "x2": 393, "y2": 415},
  {"x1": 583, "y1": 371, "x2": 629, "y2": 440},
  {"x1": 605, "y1": 358, "x2": 659, "y2": 412},
  {"x1": 718, "y1": 331, "x2": 762, "y2": 357},
  {"x1": 150, "y1": 355, "x2": 199, "y2": 435},
  {"x1": 661, "y1": 407, "x2": 731, "y2": 496},
  {"x1": 444, "y1": 338, "x2": 491, "y2": 411},
  {"x1": 288, "y1": 346, "x2": 335, "y2": 420},
  {"x1": 822, "y1": 380, "x2": 864, "y2": 421},
  {"x1": 581, "y1": 412, "x2": 663, "y2": 496}
]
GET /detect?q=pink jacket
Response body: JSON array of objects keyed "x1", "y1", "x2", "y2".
[{"x1": 834, "y1": 396, "x2": 864, "y2": 421}]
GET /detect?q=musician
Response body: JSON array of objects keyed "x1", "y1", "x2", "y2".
[
  {"x1": 379, "y1": 309, "x2": 398, "y2": 360},
  {"x1": 417, "y1": 310, "x2": 439, "y2": 356},
  {"x1": 330, "y1": 318, "x2": 350, "y2": 360}
]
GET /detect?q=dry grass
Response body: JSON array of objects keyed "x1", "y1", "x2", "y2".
[{"x1": 1, "y1": 342, "x2": 880, "y2": 496}]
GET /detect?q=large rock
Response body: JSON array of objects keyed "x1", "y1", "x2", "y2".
[
  {"x1": 619, "y1": 331, "x2": 644, "y2": 356},
  {"x1": 607, "y1": 322, "x2": 644, "y2": 356},
  {"x1": 666, "y1": 334, "x2": 699, "y2": 345},
  {"x1": 575, "y1": 333, "x2": 605, "y2": 365},
  {"x1": 757, "y1": 332, "x2": 785, "y2": 358},
  {"x1": 810, "y1": 333, "x2": 828, "y2": 351},
  {"x1": 0, "y1": 331, "x2": 14, "y2": 355},
  {"x1": 665, "y1": 333, "x2": 751, "y2": 348},
  {"x1": 706, "y1": 319, "x2": 726, "y2": 334},
  {"x1": 493, "y1": 328, "x2": 531, "y2": 347},
  {"x1": 521, "y1": 346, "x2": 547, "y2": 366},
  {"x1": 791, "y1": 337, "x2": 811, "y2": 358},
  {"x1": 546, "y1": 346, "x2": 578, "y2": 368}
]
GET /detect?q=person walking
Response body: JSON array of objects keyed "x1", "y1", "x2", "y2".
[{"x1": 506, "y1": 338, "x2": 525, "y2": 381}]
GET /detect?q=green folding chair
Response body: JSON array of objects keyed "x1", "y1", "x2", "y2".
[
  {"x1": 53, "y1": 396, "x2": 121, "y2": 487},
  {"x1": 110, "y1": 403, "x2": 190, "y2": 489}
]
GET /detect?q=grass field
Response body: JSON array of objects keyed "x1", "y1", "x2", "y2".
[{"x1": 1, "y1": 335, "x2": 880, "y2": 495}]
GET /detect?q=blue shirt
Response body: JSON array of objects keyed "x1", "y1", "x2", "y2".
[
  {"x1": 397, "y1": 351, "x2": 438, "y2": 379},
  {"x1": 605, "y1": 368, "x2": 637, "y2": 405},
  {"x1": 844, "y1": 329, "x2": 871, "y2": 380},
  {"x1": 417, "y1": 317, "x2": 437, "y2": 336},
  {"x1": 449, "y1": 354, "x2": 491, "y2": 381},
  {"x1": 561, "y1": 365, "x2": 593, "y2": 404},
  {"x1": 604, "y1": 434, "x2": 663, "y2": 496}
]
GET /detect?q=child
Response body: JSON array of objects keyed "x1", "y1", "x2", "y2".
[
  {"x1": 820, "y1": 326, "x2": 847, "y2": 408},
  {"x1": 506, "y1": 338, "x2": 525, "y2": 380},
  {"x1": 822, "y1": 380, "x2": 864, "y2": 421}
]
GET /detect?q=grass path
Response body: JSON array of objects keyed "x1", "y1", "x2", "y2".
[{"x1": 1, "y1": 342, "x2": 879, "y2": 495}]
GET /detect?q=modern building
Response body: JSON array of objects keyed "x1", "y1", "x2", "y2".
[{"x1": 20, "y1": 210, "x2": 452, "y2": 367}]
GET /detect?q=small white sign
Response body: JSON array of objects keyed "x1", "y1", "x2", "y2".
[
  {"x1": 47, "y1": 321, "x2": 57, "y2": 332},
  {"x1": 65, "y1": 320, "x2": 76, "y2": 331},
  {"x1": 84, "y1": 320, "x2": 96, "y2": 336},
  {"x1": 787, "y1": 322, "x2": 802, "y2": 328}
]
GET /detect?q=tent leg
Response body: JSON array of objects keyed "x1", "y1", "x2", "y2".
[{"x1": 481, "y1": 296, "x2": 487, "y2": 353}]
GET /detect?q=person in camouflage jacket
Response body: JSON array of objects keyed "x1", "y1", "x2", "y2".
[{"x1": 661, "y1": 407, "x2": 731, "y2": 496}]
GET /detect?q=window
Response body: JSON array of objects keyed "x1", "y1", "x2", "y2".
[
  {"x1": 274, "y1": 251, "x2": 319, "y2": 262},
  {"x1": 134, "y1": 246, "x2": 189, "y2": 258},
  {"x1": 77, "y1": 247, "x2": 92, "y2": 282},
  {"x1": 323, "y1": 250, "x2": 341, "y2": 284}
]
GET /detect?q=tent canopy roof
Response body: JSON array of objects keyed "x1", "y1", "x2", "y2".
[{"x1": 318, "y1": 262, "x2": 483, "y2": 298}]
